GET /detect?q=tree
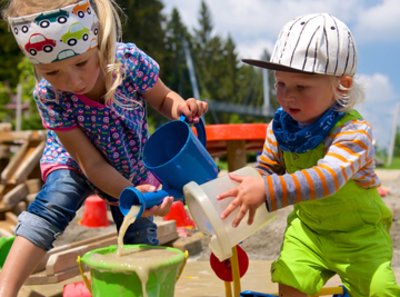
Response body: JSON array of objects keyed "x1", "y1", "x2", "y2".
[
  {"x1": 0, "y1": 14, "x2": 24, "y2": 87},
  {"x1": 163, "y1": 8, "x2": 192, "y2": 98},
  {"x1": 118, "y1": 0, "x2": 167, "y2": 67}
]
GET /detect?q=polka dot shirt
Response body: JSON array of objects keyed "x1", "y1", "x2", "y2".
[{"x1": 34, "y1": 43, "x2": 159, "y2": 186}]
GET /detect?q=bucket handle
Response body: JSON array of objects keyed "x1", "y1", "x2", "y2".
[
  {"x1": 176, "y1": 250, "x2": 189, "y2": 281},
  {"x1": 77, "y1": 255, "x2": 92, "y2": 293},
  {"x1": 179, "y1": 115, "x2": 206, "y2": 147}
]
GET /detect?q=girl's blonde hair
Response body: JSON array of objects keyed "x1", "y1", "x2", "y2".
[{"x1": 3, "y1": 0, "x2": 124, "y2": 104}]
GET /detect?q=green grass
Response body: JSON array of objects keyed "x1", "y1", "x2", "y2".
[{"x1": 380, "y1": 156, "x2": 400, "y2": 169}]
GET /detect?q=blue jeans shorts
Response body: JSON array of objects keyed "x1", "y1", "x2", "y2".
[{"x1": 15, "y1": 169, "x2": 158, "y2": 251}]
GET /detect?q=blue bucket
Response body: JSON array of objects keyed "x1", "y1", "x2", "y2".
[
  {"x1": 143, "y1": 118, "x2": 218, "y2": 192},
  {"x1": 119, "y1": 117, "x2": 219, "y2": 216}
]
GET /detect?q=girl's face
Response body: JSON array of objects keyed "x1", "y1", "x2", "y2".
[
  {"x1": 275, "y1": 71, "x2": 337, "y2": 125},
  {"x1": 35, "y1": 48, "x2": 105, "y2": 101}
]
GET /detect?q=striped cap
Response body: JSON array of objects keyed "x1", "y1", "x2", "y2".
[{"x1": 243, "y1": 13, "x2": 357, "y2": 76}]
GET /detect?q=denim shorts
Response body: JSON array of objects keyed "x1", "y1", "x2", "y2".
[{"x1": 15, "y1": 169, "x2": 158, "y2": 251}]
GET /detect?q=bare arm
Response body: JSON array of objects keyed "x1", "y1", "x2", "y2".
[
  {"x1": 56, "y1": 128, "x2": 133, "y2": 198},
  {"x1": 55, "y1": 127, "x2": 173, "y2": 216},
  {"x1": 144, "y1": 78, "x2": 208, "y2": 122}
]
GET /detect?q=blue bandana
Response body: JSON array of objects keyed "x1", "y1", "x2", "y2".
[{"x1": 272, "y1": 106, "x2": 344, "y2": 153}]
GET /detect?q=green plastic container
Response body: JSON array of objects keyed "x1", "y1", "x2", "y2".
[
  {"x1": 79, "y1": 244, "x2": 187, "y2": 297},
  {"x1": 0, "y1": 236, "x2": 15, "y2": 269}
]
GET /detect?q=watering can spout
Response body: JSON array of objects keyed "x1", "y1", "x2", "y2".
[{"x1": 119, "y1": 187, "x2": 182, "y2": 217}]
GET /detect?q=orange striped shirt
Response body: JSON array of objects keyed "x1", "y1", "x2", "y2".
[{"x1": 257, "y1": 118, "x2": 380, "y2": 211}]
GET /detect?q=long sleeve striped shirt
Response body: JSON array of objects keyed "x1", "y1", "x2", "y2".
[{"x1": 256, "y1": 117, "x2": 381, "y2": 211}]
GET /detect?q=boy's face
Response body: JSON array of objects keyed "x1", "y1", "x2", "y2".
[
  {"x1": 274, "y1": 71, "x2": 337, "y2": 124},
  {"x1": 35, "y1": 48, "x2": 104, "y2": 100}
]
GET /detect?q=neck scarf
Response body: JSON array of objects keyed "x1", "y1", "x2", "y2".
[{"x1": 272, "y1": 106, "x2": 344, "y2": 153}]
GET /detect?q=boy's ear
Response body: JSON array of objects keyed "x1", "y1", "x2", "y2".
[{"x1": 338, "y1": 75, "x2": 353, "y2": 90}]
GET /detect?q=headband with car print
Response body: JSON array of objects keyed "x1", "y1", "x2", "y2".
[{"x1": 8, "y1": 0, "x2": 99, "y2": 64}]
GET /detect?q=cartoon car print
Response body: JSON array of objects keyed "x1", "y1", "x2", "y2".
[
  {"x1": 72, "y1": 0, "x2": 91, "y2": 18},
  {"x1": 91, "y1": 21, "x2": 99, "y2": 36},
  {"x1": 11, "y1": 18, "x2": 31, "y2": 35},
  {"x1": 25, "y1": 33, "x2": 56, "y2": 56},
  {"x1": 60, "y1": 22, "x2": 89, "y2": 46},
  {"x1": 35, "y1": 9, "x2": 69, "y2": 28},
  {"x1": 53, "y1": 49, "x2": 78, "y2": 62},
  {"x1": 13, "y1": 24, "x2": 29, "y2": 35}
]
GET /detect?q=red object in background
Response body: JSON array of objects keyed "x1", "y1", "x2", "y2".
[
  {"x1": 63, "y1": 281, "x2": 91, "y2": 297},
  {"x1": 378, "y1": 186, "x2": 390, "y2": 197},
  {"x1": 209, "y1": 245, "x2": 249, "y2": 282},
  {"x1": 163, "y1": 200, "x2": 195, "y2": 228},
  {"x1": 80, "y1": 195, "x2": 109, "y2": 228}
]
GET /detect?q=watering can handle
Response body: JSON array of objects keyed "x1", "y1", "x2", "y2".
[{"x1": 179, "y1": 115, "x2": 207, "y2": 146}]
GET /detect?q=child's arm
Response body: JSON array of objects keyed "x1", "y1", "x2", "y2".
[
  {"x1": 144, "y1": 78, "x2": 208, "y2": 122},
  {"x1": 262, "y1": 119, "x2": 378, "y2": 211},
  {"x1": 55, "y1": 127, "x2": 173, "y2": 216},
  {"x1": 219, "y1": 119, "x2": 378, "y2": 226},
  {"x1": 256, "y1": 123, "x2": 286, "y2": 175}
]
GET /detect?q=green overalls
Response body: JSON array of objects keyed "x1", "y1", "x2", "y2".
[{"x1": 271, "y1": 111, "x2": 400, "y2": 296}]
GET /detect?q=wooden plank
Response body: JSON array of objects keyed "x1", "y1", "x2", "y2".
[
  {"x1": 12, "y1": 140, "x2": 45, "y2": 184},
  {"x1": 45, "y1": 236, "x2": 117, "y2": 275},
  {"x1": 5, "y1": 211, "x2": 18, "y2": 225},
  {"x1": 34, "y1": 231, "x2": 117, "y2": 273},
  {"x1": 2, "y1": 183, "x2": 29, "y2": 207},
  {"x1": 172, "y1": 231, "x2": 205, "y2": 255},
  {"x1": 157, "y1": 220, "x2": 178, "y2": 244},
  {"x1": 16, "y1": 286, "x2": 45, "y2": 297},
  {"x1": 26, "y1": 266, "x2": 80, "y2": 285},
  {"x1": 0, "y1": 130, "x2": 45, "y2": 143},
  {"x1": 25, "y1": 179, "x2": 42, "y2": 194},
  {"x1": 0, "y1": 123, "x2": 12, "y2": 132},
  {"x1": 0, "y1": 220, "x2": 15, "y2": 235},
  {"x1": 1, "y1": 140, "x2": 29, "y2": 184},
  {"x1": 227, "y1": 140, "x2": 247, "y2": 171}
]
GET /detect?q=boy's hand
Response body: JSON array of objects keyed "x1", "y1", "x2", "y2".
[{"x1": 217, "y1": 174, "x2": 266, "y2": 227}]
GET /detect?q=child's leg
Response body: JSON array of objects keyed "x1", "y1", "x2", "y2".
[
  {"x1": 329, "y1": 224, "x2": 400, "y2": 297},
  {"x1": 0, "y1": 170, "x2": 92, "y2": 296},
  {"x1": 0, "y1": 236, "x2": 46, "y2": 297}
]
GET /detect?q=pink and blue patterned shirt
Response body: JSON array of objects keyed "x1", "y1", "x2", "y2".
[{"x1": 33, "y1": 43, "x2": 159, "y2": 186}]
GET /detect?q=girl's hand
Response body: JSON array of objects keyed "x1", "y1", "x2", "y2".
[
  {"x1": 217, "y1": 174, "x2": 266, "y2": 227},
  {"x1": 135, "y1": 184, "x2": 174, "y2": 217},
  {"x1": 178, "y1": 98, "x2": 208, "y2": 123},
  {"x1": 142, "y1": 196, "x2": 174, "y2": 217}
]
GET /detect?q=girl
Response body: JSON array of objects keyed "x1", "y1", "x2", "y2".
[
  {"x1": 0, "y1": 1, "x2": 208, "y2": 296},
  {"x1": 218, "y1": 13, "x2": 400, "y2": 297}
]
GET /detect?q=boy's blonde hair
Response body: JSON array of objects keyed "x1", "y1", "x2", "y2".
[
  {"x1": 330, "y1": 76, "x2": 365, "y2": 112},
  {"x1": 3, "y1": 0, "x2": 124, "y2": 104}
]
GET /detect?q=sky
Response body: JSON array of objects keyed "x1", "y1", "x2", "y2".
[{"x1": 162, "y1": 0, "x2": 400, "y2": 150}]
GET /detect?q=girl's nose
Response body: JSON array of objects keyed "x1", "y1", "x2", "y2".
[{"x1": 67, "y1": 74, "x2": 83, "y2": 91}]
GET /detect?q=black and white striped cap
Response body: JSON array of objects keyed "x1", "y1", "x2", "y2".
[{"x1": 243, "y1": 13, "x2": 357, "y2": 76}]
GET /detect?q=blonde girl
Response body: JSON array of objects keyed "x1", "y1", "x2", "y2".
[{"x1": 0, "y1": 1, "x2": 208, "y2": 296}]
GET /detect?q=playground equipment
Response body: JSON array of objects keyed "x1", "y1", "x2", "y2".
[{"x1": 119, "y1": 115, "x2": 218, "y2": 218}]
